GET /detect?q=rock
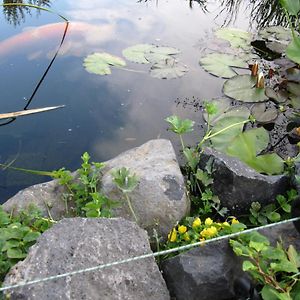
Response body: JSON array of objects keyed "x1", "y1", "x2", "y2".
[
  {"x1": 200, "y1": 147, "x2": 289, "y2": 215},
  {"x1": 101, "y1": 139, "x2": 189, "y2": 237},
  {"x1": 162, "y1": 222, "x2": 300, "y2": 300},
  {"x1": 3, "y1": 218, "x2": 170, "y2": 300},
  {"x1": 3, "y1": 139, "x2": 189, "y2": 237}
]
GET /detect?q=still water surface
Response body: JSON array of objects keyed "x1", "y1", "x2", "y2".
[{"x1": 0, "y1": 0, "x2": 253, "y2": 201}]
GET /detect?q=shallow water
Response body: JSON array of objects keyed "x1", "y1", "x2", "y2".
[{"x1": 0, "y1": 0, "x2": 254, "y2": 202}]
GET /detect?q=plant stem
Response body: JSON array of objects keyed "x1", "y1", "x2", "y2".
[
  {"x1": 125, "y1": 193, "x2": 139, "y2": 223},
  {"x1": 179, "y1": 135, "x2": 185, "y2": 151}
]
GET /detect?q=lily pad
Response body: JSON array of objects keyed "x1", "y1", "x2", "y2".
[
  {"x1": 199, "y1": 53, "x2": 248, "y2": 78},
  {"x1": 251, "y1": 103, "x2": 278, "y2": 124},
  {"x1": 215, "y1": 28, "x2": 252, "y2": 50},
  {"x1": 150, "y1": 59, "x2": 188, "y2": 79},
  {"x1": 265, "y1": 87, "x2": 288, "y2": 103},
  {"x1": 287, "y1": 82, "x2": 300, "y2": 96},
  {"x1": 286, "y1": 36, "x2": 300, "y2": 65},
  {"x1": 226, "y1": 128, "x2": 284, "y2": 175},
  {"x1": 259, "y1": 26, "x2": 292, "y2": 42},
  {"x1": 286, "y1": 67, "x2": 300, "y2": 83},
  {"x1": 209, "y1": 115, "x2": 247, "y2": 152},
  {"x1": 122, "y1": 44, "x2": 155, "y2": 64},
  {"x1": 83, "y1": 52, "x2": 126, "y2": 75},
  {"x1": 223, "y1": 74, "x2": 269, "y2": 102},
  {"x1": 266, "y1": 41, "x2": 288, "y2": 54}
]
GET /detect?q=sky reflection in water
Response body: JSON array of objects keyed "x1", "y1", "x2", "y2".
[{"x1": 0, "y1": 0, "x2": 251, "y2": 201}]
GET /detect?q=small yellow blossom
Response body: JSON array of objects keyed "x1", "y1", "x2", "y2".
[
  {"x1": 231, "y1": 218, "x2": 239, "y2": 224},
  {"x1": 183, "y1": 232, "x2": 190, "y2": 241},
  {"x1": 199, "y1": 237, "x2": 206, "y2": 247},
  {"x1": 168, "y1": 228, "x2": 177, "y2": 242},
  {"x1": 200, "y1": 226, "x2": 218, "y2": 239},
  {"x1": 192, "y1": 217, "x2": 201, "y2": 228},
  {"x1": 178, "y1": 225, "x2": 187, "y2": 234},
  {"x1": 205, "y1": 217, "x2": 213, "y2": 226},
  {"x1": 222, "y1": 222, "x2": 230, "y2": 227}
]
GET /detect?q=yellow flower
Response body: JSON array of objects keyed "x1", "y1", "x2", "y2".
[
  {"x1": 200, "y1": 226, "x2": 218, "y2": 239},
  {"x1": 178, "y1": 225, "x2": 187, "y2": 234},
  {"x1": 205, "y1": 217, "x2": 213, "y2": 226},
  {"x1": 183, "y1": 232, "x2": 190, "y2": 241},
  {"x1": 192, "y1": 217, "x2": 201, "y2": 228},
  {"x1": 168, "y1": 228, "x2": 177, "y2": 242},
  {"x1": 222, "y1": 221, "x2": 230, "y2": 227},
  {"x1": 199, "y1": 237, "x2": 206, "y2": 247},
  {"x1": 231, "y1": 218, "x2": 239, "y2": 224}
]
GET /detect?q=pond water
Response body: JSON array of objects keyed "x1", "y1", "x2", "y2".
[{"x1": 0, "y1": 0, "x2": 272, "y2": 202}]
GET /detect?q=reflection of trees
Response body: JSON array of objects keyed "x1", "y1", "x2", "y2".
[
  {"x1": 219, "y1": 0, "x2": 299, "y2": 28},
  {"x1": 2, "y1": 0, "x2": 52, "y2": 26}
]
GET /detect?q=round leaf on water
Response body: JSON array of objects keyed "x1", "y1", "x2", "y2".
[
  {"x1": 265, "y1": 87, "x2": 288, "y2": 103},
  {"x1": 150, "y1": 46, "x2": 180, "y2": 55},
  {"x1": 83, "y1": 53, "x2": 126, "y2": 75},
  {"x1": 122, "y1": 44, "x2": 155, "y2": 64},
  {"x1": 209, "y1": 116, "x2": 246, "y2": 152},
  {"x1": 145, "y1": 46, "x2": 181, "y2": 63},
  {"x1": 150, "y1": 59, "x2": 188, "y2": 79},
  {"x1": 215, "y1": 28, "x2": 252, "y2": 50},
  {"x1": 251, "y1": 103, "x2": 278, "y2": 124},
  {"x1": 266, "y1": 41, "x2": 288, "y2": 54},
  {"x1": 259, "y1": 26, "x2": 292, "y2": 41},
  {"x1": 223, "y1": 75, "x2": 268, "y2": 102},
  {"x1": 199, "y1": 53, "x2": 248, "y2": 78},
  {"x1": 287, "y1": 82, "x2": 300, "y2": 96},
  {"x1": 286, "y1": 67, "x2": 300, "y2": 83}
]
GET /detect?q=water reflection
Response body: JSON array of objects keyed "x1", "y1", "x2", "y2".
[{"x1": 2, "y1": 0, "x2": 51, "y2": 26}]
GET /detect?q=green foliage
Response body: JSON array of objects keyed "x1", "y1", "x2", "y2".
[
  {"x1": 0, "y1": 205, "x2": 53, "y2": 284},
  {"x1": 111, "y1": 167, "x2": 139, "y2": 223},
  {"x1": 249, "y1": 189, "x2": 298, "y2": 226},
  {"x1": 280, "y1": 0, "x2": 300, "y2": 16},
  {"x1": 165, "y1": 115, "x2": 194, "y2": 135},
  {"x1": 230, "y1": 231, "x2": 300, "y2": 299},
  {"x1": 52, "y1": 152, "x2": 117, "y2": 218},
  {"x1": 215, "y1": 28, "x2": 252, "y2": 50}
]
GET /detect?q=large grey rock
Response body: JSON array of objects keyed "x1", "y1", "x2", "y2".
[
  {"x1": 162, "y1": 223, "x2": 300, "y2": 300},
  {"x1": 3, "y1": 139, "x2": 189, "y2": 237},
  {"x1": 200, "y1": 147, "x2": 289, "y2": 215},
  {"x1": 3, "y1": 218, "x2": 170, "y2": 300}
]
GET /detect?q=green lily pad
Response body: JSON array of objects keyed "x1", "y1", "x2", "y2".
[
  {"x1": 150, "y1": 59, "x2": 188, "y2": 79},
  {"x1": 199, "y1": 53, "x2": 248, "y2": 78},
  {"x1": 286, "y1": 36, "x2": 300, "y2": 65},
  {"x1": 122, "y1": 44, "x2": 155, "y2": 64},
  {"x1": 215, "y1": 28, "x2": 252, "y2": 50},
  {"x1": 145, "y1": 46, "x2": 180, "y2": 63},
  {"x1": 286, "y1": 67, "x2": 300, "y2": 83},
  {"x1": 265, "y1": 87, "x2": 288, "y2": 103},
  {"x1": 251, "y1": 103, "x2": 278, "y2": 124},
  {"x1": 259, "y1": 26, "x2": 292, "y2": 42},
  {"x1": 287, "y1": 82, "x2": 300, "y2": 96},
  {"x1": 209, "y1": 115, "x2": 247, "y2": 152},
  {"x1": 226, "y1": 128, "x2": 284, "y2": 175},
  {"x1": 223, "y1": 74, "x2": 269, "y2": 102},
  {"x1": 266, "y1": 41, "x2": 288, "y2": 54},
  {"x1": 83, "y1": 52, "x2": 126, "y2": 75}
]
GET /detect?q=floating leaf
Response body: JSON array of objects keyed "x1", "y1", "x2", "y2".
[
  {"x1": 266, "y1": 41, "x2": 288, "y2": 54},
  {"x1": 209, "y1": 115, "x2": 246, "y2": 152},
  {"x1": 122, "y1": 44, "x2": 155, "y2": 64},
  {"x1": 199, "y1": 53, "x2": 248, "y2": 78},
  {"x1": 83, "y1": 52, "x2": 126, "y2": 75},
  {"x1": 251, "y1": 103, "x2": 278, "y2": 124},
  {"x1": 286, "y1": 67, "x2": 300, "y2": 83},
  {"x1": 286, "y1": 36, "x2": 300, "y2": 65},
  {"x1": 0, "y1": 105, "x2": 65, "y2": 120},
  {"x1": 223, "y1": 75, "x2": 268, "y2": 102},
  {"x1": 259, "y1": 26, "x2": 292, "y2": 41},
  {"x1": 150, "y1": 58, "x2": 188, "y2": 79},
  {"x1": 226, "y1": 128, "x2": 284, "y2": 175},
  {"x1": 215, "y1": 28, "x2": 252, "y2": 50},
  {"x1": 265, "y1": 87, "x2": 288, "y2": 103}
]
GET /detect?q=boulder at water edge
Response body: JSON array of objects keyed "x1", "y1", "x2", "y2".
[
  {"x1": 3, "y1": 217, "x2": 170, "y2": 300},
  {"x1": 3, "y1": 139, "x2": 189, "y2": 237},
  {"x1": 200, "y1": 147, "x2": 288, "y2": 215}
]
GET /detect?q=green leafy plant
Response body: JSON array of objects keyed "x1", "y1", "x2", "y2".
[
  {"x1": 249, "y1": 189, "x2": 299, "y2": 226},
  {"x1": 111, "y1": 167, "x2": 139, "y2": 223},
  {"x1": 52, "y1": 152, "x2": 117, "y2": 218},
  {"x1": 0, "y1": 205, "x2": 54, "y2": 285},
  {"x1": 230, "y1": 231, "x2": 300, "y2": 299}
]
